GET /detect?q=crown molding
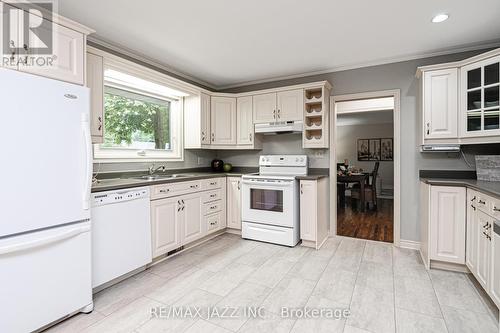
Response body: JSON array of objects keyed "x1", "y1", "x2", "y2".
[
  {"x1": 87, "y1": 36, "x2": 500, "y2": 92},
  {"x1": 87, "y1": 35, "x2": 217, "y2": 91},
  {"x1": 215, "y1": 39, "x2": 500, "y2": 90}
]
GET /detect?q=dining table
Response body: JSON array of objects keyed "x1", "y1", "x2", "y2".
[{"x1": 337, "y1": 173, "x2": 369, "y2": 212}]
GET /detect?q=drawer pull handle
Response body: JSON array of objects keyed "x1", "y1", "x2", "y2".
[
  {"x1": 210, "y1": 206, "x2": 217, "y2": 209},
  {"x1": 210, "y1": 182, "x2": 217, "y2": 185},
  {"x1": 210, "y1": 194, "x2": 216, "y2": 198},
  {"x1": 479, "y1": 200, "x2": 486, "y2": 204},
  {"x1": 471, "y1": 196, "x2": 476, "y2": 202},
  {"x1": 190, "y1": 185, "x2": 199, "y2": 189},
  {"x1": 494, "y1": 206, "x2": 500, "y2": 212},
  {"x1": 159, "y1": 189, "x2": 169, "y2": 193},
  {"x1": 471, "y1": 204, "x2": 476, "y2": 211},
  {"x1": 483, "y1": 231, "x2": 491, "y2": 240}
]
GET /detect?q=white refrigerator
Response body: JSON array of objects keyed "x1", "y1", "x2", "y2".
[{"x1": 0, "y1": 69, "x2": 93, "y2": 333}]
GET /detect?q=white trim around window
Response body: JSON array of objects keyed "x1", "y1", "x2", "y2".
[{"x1": 89, "y1": 47, "x2": 190, "y2": 163}]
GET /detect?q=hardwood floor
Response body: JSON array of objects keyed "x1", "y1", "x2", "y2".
[{"x1": 337, "y1": 198, "x2": 394, "y2": 243}]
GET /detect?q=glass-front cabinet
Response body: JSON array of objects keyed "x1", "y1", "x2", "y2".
[{"x1": 461, "y1": 55, "x2": 500, "y2": 137}]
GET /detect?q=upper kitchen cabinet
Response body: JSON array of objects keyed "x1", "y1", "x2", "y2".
[
  {"x1": 253, "y1": 89, "x2": 303, "y2": 123},
  {"x1": 417, "y1": 48, "x2": 500, "y2": 145},
  {"x1": 421, "y1": 68, "x2": 458, "y2": 141},
  {"x1": 303, "y1": 84, "x2": 331, "y2": 149},
  {"x1": 86, "y1": 51, "x2": 104, "y2": 143},
  {"x1": 211, "y1": 96, "x2": 237, "y2": 145},
  {"x1": 0, "y1": 3, "x2": 93, "y2": 85},
  {"x1": 184, "y1": 92, "x2": 211, "y2": 148},
  {"x1": 461, "y1": 55, "x2": 500, "y2": 138},
  {"x1": 237, "y1": 96, "x2": 254, "y2": 145},
  {"x1": 253, "y1": 92, "x2": 276, "y2": 123}
]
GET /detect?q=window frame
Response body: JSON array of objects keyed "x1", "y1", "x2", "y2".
[{"x1": 92, "y1": 53, "x2": 192, "y2": 163}]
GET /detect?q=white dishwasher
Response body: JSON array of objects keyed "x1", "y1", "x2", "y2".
[{"x1": 91, "y1": 187, "x2": 152, "y2": 289}]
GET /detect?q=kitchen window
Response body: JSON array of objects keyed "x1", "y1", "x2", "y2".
[{"x1": 93, "y1": 61, "x2": 188, "y2": 162}]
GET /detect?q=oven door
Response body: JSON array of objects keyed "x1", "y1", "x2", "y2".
[{"x1": 241, "y1": 178, "x2": 297, "y2": 228}]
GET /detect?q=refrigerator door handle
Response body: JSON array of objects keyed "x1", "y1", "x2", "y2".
[
  {"x1": 0, "y1": 224, "x2": 90, "y2": 255},
  {"x1": 82, "y1": 113, "x2": 92, "y2": 210}
]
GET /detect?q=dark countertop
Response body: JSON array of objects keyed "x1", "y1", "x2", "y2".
[
  {"x1": 420, "y1": 178, "x2": 500, "y2": 198},
  {"x1": 296, "y1": 174, "x2": 329, "y2": 180},
  {"x1": 92, "y1": 172, "x2": 231, "y2": 193},
  {"x1": 419, "y1": 170, "x2": 500, "y2": 198},
  {"x1": 92, "y1": 167, "x2": 330, "y2": 193}
]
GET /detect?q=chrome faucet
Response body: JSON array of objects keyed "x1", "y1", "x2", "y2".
[{"x1": 149, "y1": 163, "x2": 166, "y2": 175}]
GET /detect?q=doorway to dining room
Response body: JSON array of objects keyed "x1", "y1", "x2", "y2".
[{"x1": 332, "y1": 94, "x2": 398, "y2": 243}]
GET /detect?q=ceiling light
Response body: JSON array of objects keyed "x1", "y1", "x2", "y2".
[{"x1": 432, "y1": 14, "x2": 449, "y2": 23}]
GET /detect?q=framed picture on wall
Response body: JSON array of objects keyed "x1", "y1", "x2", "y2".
[
  {"x1": 357, "y1": 139, "x2": 370, "y2": 161},
  {"x1": 369, "y1": 139, "x2": 381, "y2": 161},
  {"x1": 381, "y1": 138, "x2": 394, "y2": 161}
]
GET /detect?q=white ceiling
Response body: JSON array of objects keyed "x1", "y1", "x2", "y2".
[
  {"x1": 58, "y1": 0, "x2": 500, "y2": 89},
  {"x1": 337, "y1": 110, "x2": 393, "y2": 127}
]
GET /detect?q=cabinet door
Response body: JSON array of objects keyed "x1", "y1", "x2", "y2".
[
  {"x1": 476, "y1": 210, "x2": 491, "y2": 290},
  {"x1": 237, "y1": 96, "x2": 253, "y2": 145},
  {"x1": 253, "y1": 93, "x2": 276, "y2": 123},
  {"x1": 300, "y1": 180, "x2": 317, "y2": 242},
  {"x1": 490, "y1": 229, "x2": 500, "y2": 307},
  {"x1": 0, "y1": 3, "x2": 19, "y2": 70},
  {"x1": 211, "y1": 96, "x2": 236, "y2": 145},
  {"x1": 461, "y1": 56, "x2": 500, "y2": 137},
  {"x1": 87, "y1": 52, "x2": 104, "y2": 142},
  {"x1": 466, "y1": 191, "x2": 478, "y2": 272},
  {"x1": 429, "y1": 186, "x2": 466, "y2": 264},
  {"x1": 226, "y1": 177, "x2": 241, "y2": 230},
  {"x1": 200, "y1": 93, "x2": 211, "y2": 145},
  {"x1": 19, "y1": 15, "x2": 84, "y2": 85},
  {"x1": 423, "y1": 69, "x2": 458, "y2": 139},
  {"x1": 150, "y1": 198, "x2": 182, "y2": 257},
  {"x1": 277, "y1": 89, "x2": 303, "y2": 121},
  {"x1": 181, "y1": 193, "x2": 204, "y2": 244}
]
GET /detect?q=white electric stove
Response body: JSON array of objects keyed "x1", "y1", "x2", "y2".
[{"x1": 241, "y1": 155, "x2": 308, "y2": 246}]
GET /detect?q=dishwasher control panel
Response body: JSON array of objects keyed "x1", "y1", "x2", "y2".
[{"x1": 92, "y1": 187, "x2": 150, "y2": 207}]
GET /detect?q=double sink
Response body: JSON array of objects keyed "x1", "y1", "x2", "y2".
[{"x1": 132, "y1": 173, "x2": 199, "y2": 181}]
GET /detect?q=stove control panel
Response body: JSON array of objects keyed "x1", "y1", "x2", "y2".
[{"x1": 259, "y1": 155, "x2": 308, "y2": 167}]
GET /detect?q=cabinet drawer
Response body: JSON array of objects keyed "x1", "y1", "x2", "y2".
[
  {"x1": 201, "y1": 189, "x2": 223, "y2": 203},
  {"x1": 151, "y1": 180, "x2": 201, "y2": 199},
  {"x1": 202, "y1": 200, "x2": 222, "y2": 215},
  {"x1": 476, "y1": 193, "x2": 489, "y2": 213},
  {"x1": 200, "y1": 178, "x2": 223, "y2": 191},
  {"x1": 490, "y1": 196, "x2": 500, "y2": 219},
  {"x1": 206, "y1": 212, "x2": 223, "y2": 233}
]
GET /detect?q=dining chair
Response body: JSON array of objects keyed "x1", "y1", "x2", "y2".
[{"x1": 351, "y1": 161, "x2": 380, "y2": 210}]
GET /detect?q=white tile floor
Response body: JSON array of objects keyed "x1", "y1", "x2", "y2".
[{"x1": 45, "y1": 234, "x2": 499, "y2": 333}]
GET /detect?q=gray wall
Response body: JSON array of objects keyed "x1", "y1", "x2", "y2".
[
  {"x1": 336, "y1": 123, "x2": 394, "y2": 189},
  {"x1": 221, "y1": 48, "x2": 500, "y2": 242}
]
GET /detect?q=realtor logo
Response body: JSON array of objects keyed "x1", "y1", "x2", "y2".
[{"x1": 2, "y1": 1, "x2": 54, "y2": 59}]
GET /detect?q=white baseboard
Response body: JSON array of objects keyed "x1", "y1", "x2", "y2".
[
  {"x1": 430, "y1": 260, "x2": 470, "y2": 273},
  {"x1": 399, "y1": 239, "x2": 421, "y2": 250}
]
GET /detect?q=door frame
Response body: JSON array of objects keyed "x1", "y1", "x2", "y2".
[{"x1": 329, "y1": 89, "x2": 401, "y2": 247}]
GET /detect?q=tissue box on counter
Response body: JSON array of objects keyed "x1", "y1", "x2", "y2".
[{"x1": 476, "y1": 155, "x2": 500, "y2": 181}]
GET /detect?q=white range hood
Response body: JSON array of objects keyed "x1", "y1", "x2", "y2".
[{"x1": 254, "y1": 121, "x2": 303, "y2": 135}]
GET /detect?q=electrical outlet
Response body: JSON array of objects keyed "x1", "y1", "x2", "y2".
[{"x1": 314, "y1": 150, "x2": 325, "y2": 158}]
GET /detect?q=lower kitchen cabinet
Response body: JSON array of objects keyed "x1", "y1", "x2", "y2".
[
  {"x1": 476, "y1": 209, "x2": 491, "y2": 289},
  {"x1": 150, "y1": 178, "x2": 226, "y2": 258},
  {"x1": 428, "y1": 186, "x2": 466, "y2": 264},
  {"x1": 299, "y1": 178, "x2": 329, "y2": 249},
  {"x1": 150, "y1": 197, "x2": 182, "y2": 257},
  {"x1": 226, "y1": 177, "x2": 241, "y2": 230},
  {"x1": 491, "y1": 228, "x2": 500, "y2": 307},
  {"x1": 181, "y1": 193, "x2": 204, "y2": 244},
  {"x1": 466, "y1": 190, "x2": 479, "y2": 272}
]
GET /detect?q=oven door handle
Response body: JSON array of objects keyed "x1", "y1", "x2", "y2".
[{"x1": 241, "y1": 179, "x2": 294, "y2": 187}]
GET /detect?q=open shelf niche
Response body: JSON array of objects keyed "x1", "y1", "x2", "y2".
[{"x1": 303, "y1": 83, "x2": 331, "y2": 148}]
